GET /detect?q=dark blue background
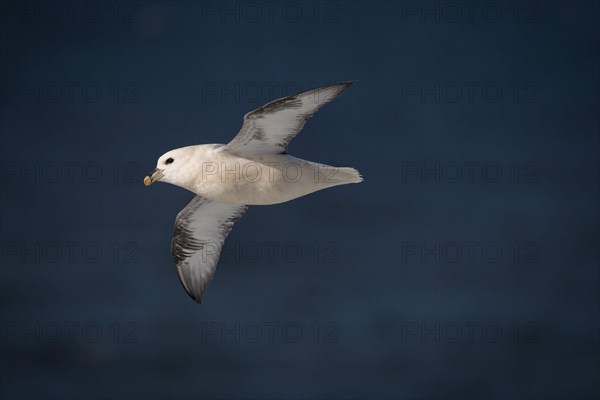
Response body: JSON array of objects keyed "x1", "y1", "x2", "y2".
[{"x1": 1, "y1": 1, "x2": 598, "y2": 399}]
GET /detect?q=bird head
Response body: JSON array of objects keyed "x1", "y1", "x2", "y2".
[{"x1": 144, "y1": 146, "x2": 197, "y2": 189}]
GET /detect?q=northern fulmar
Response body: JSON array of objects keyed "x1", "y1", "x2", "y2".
[{"x1": 144, "y1": 81, "x2": 362, "y2": 303}]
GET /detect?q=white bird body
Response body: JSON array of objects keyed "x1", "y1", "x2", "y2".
[
  {"x1": 162, "y1": 144, "x2": 361, "y2": 205},
  {"x1": 144, "y1": 81, "x2": 362, "y2": 303}
]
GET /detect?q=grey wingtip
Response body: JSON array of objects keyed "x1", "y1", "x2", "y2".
[
  {"x1": 330, "y1": 80, "x2": 356, "y2": 90},
  {"x1": 338, "y1": 80, "x2": 357, "y2": 87},
  {"x1": 308, "y1": 80, "x2": 355, "y2": 100},
  {"x1": 313, "y1": 81, "x2": 356, "y2": 93},
  {"x1": 184, "y1": 290, "x2": 203, "y2": 304},
  {"x1": 331, "y1": 81, "x2": 356, "y2": 96},
  {"x1": 177, "y1": 275, "x2": 205, "y2": 304}
]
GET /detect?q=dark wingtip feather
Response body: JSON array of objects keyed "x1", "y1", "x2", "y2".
[{"x1": 324, "y1": 80, "x2": 356, "y2": 91}]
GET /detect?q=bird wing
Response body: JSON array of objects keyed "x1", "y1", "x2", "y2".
[
  {"x1": 224, "y1": 81, "x2": 354, "y2": 155},
  {"x1": 171, "y1": 195, "x2": 247, "y2": 303}
]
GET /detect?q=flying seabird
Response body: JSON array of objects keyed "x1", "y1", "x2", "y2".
[{"x1": 144, "y1": 81, "x2": 362, "y2": 303}]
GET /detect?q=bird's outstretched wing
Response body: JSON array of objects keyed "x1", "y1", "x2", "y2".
[
  {"x1": 224, "y1": 81, "x2": 354, "y2": 155},
  {"x1": 171, "y1": 196, "x2": 247, "y2": 303}
]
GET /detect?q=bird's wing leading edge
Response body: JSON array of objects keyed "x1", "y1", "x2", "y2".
[
  {"x1": 171, "y1": 195, "x2": 247, "y2": 303},
  {"x1": 224, "y1": 81, "x2": 354, "y2": 155}
]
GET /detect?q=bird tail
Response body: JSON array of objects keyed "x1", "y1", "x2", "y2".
[{"x1": 334, "y1": 167, "x2": 363, "y2": 184}]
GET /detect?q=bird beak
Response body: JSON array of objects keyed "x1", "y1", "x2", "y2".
[{"x1": 144, "y1": 168, "x2": 164, "y2": 186}]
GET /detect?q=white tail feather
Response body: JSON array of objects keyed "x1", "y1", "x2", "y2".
[{"x1": 335, "y1": 167, "x2": 363, "y2": 184}]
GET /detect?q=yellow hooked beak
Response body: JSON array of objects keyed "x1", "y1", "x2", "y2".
[{"x1": 143, "y1": 168, "x2": 164, "y2": 186}]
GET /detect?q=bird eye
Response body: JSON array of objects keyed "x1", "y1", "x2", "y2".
[{"x1": 165, "y1": 158, "x2": 174, "y2": 165}]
